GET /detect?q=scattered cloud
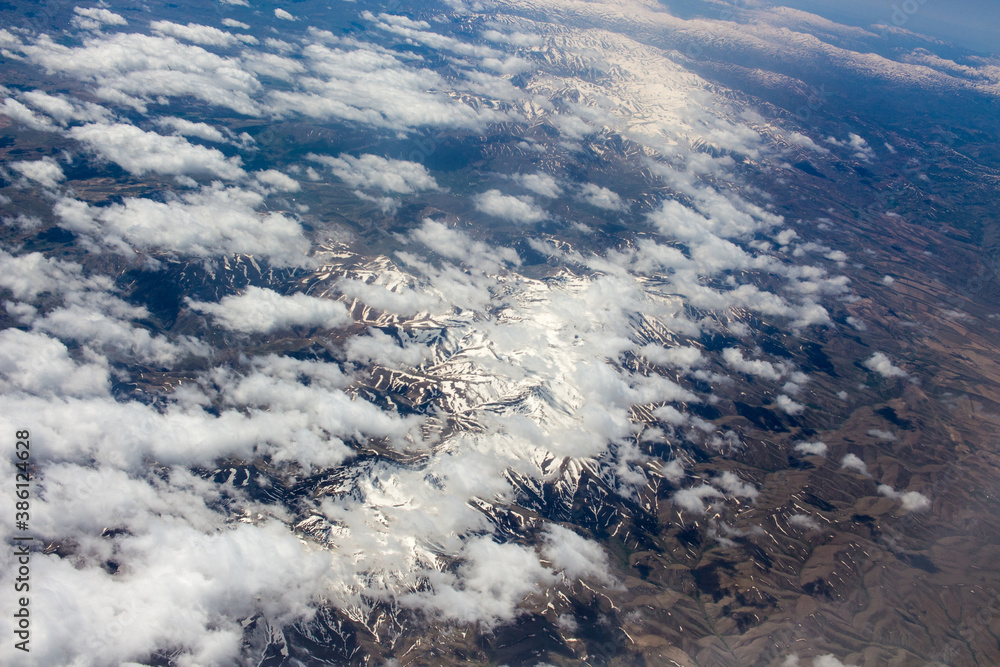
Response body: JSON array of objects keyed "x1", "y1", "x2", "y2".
[
  {"x1": 309, "y1": 153, "x2": 439, "y2": 193},
  {"x1": 473, "y1": 189, "x2": 547, "y2": 223},
  {"x1": 794, "y1": 441, "x2": 828, "y2": 456},
  {"x1": 9, "y1": 157, "x2": 65, "y2": 189},
  {"x1": 863, "y1": 352, "x2": 907, "y2": 378},
  {"x1": 514, "y1": 171, "x2": 561, "y2": 198},
  {"x1": 151, "y1": 21, "x2": 240, "y2": 47},
  {"x1": 345, "y1": 328, "x2": 432, "y2": 368},
  {"x1": 788, "y1": 514, "x2": 820, "y2": 531},
  {"x1": 840, "y1": 453, "x2": 870, "y2": 476},
  {"x1": 722, "y1": 347, "x2": 787, "y2": 381},
  {"x1": 579, "y1": 183, "x2": 626, "y2": 211},
  {"x1": 71, "y1": 7, "x2": 128, "y2": 31},
  {"x1": 54, "y1": 186, "x2": 312, "y2": 267},
  {"x1": 68, "y1": 123, "x2": 245, "y2": 179},
  {"x1": 776, "y1": 394, "x2": 805, "y2": 415},
  {"x1": 154, "y1": 117, "x2": 228, "y2": 143},
  {"x1": 188, "y1": 287, "x2": 350, "y2": 333},
  {"x1": 877, "y1": 484, "x2": 931, "y2": 512}
]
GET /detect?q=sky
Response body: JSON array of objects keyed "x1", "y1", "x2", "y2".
[{"x1": 772, "y1": 0, "x2": 1000, "y2": 54}]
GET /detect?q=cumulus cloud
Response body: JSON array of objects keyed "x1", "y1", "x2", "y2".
[
  {"x1": 345, "y1": 328, "x2": 432, "y2": 368},
  {"x1": 0, "y1": 97, "x2": 58, "y2": 131},
  {"x1": 542, "y1": 525, "x2": 613, "y2": 584},
  {"x1": 473, "y1": 189, "x2": 546, "y2": 223},
  {"x1": 840, "y1": 453, "x2": 870, "y2": 476},
  {"x1": 794, "y1": 441, "x2": 827, "y2": 456},
  {"x1": 188, "y1": 287, "x2": 350, "y2": 334},
  {"x1": 407, "y1": 537, "x2": 554, "y2": 626},
  {"x1": 877, "y1": 484, "x2": 931, "y2": 512},
  {"x1": 309, "y1": 153, "x2": 438, "y2": 193},
  {"x1": 14, "y1": 32, "x2": 261, "y2": 114},
  {"x1": 722, "y1": 347, "x2": 787, "y2": 381},
  {"x1": 54, "y1": 186, "x2": 312, "y2": 267},
  {"x1": 673, "y1": 484, "x2": 723, "y2": 514},
  {"x1": 847, "y1": 133, "x2": 874, "y2": 161},
  {"x1": 19, "y1": 90, "x2": 110, "y2": 125},
  {"x1": 9, "y1": 157, "x2": 65, "y2": 189},
  {"x1": 713, "y1": 471, "x2": 758, "y2": 499},
  {"x1": 254, "y1": 169, "x2": 300, "y2": 192},
  {"x1": 514, "y1": 171, "x2": 561, "y2": 198},
  {"x1": 579, "y1": 183, "x2": 626, "y2": 211},
  {"x1": 68, "y1": 123, "x2": 245, "y2": 180},
  {"x1": 641, "y1": 344, "x2": 704, "y2": 370},
  {"x1": 411, "y1": 218, "x2": 520, "y2": 271},
  {"x1": 71, "y1": 7, "x2": 128, "y2": 31},
  {"x1": 151, "y1": 21, "x2": 239, "y2": 47},
  {"x1": 268, "y1": 41, "x2": 516, "y2": 131},
  {"x1": 274, "y1": 8, "x2": 296, "y2": 21},
  {"x1": 336, "y1": 279, "x2": 443, "y2": 317},
  {"x1": 155, "y1": 117, "x2": 228, "y2": 143},
  {"x1": 863, "y1": 352, "x2": 907, "y2": 378},
  {"x1": 776, "y1": 394, "x2": 805, "y2": 415},
  {"x1": 0, "y1": 329, "x2": 109, "y2": 398}
]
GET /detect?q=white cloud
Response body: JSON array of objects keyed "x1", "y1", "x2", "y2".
[
  {"x1": 847, "y1": 133, "x2": 874, "y2": 161},
  {"x1": 336, "y1": 279, "x2": 443, "y2": 317},
  {"x1": 840, "y1": 453, "x2": 869, "y2": 476},
  {"x1": 542, "y1": 524, "x2": 612, "y2": 584},
  {"x1": 673, "y1": 484, "x2": 723, "y2": 514},
  {"x1": 411, "y1": 219, "x2": 520, "y2": 271},
  {"x1": 579, "y1": 183, "x2": 626, "y2": 211},
  {"x1": 473, "y1": 189, "x2": 547, "y2": 223},
  {"x1": 713, "y1": 471, "x2": 758, "y2": 499},
  {"x1": 722, "y1": 347, "x2": 786, "y2": 381},
  {"x1": 0, "y1": 329, "x2": 109, "y2": 398},
  {"x1": 68, "y1": 123, "x2": 245, "y2": 180},
  {"x1": 814, "y1": 655, "x2": 859, "y2": 667},
  {"x1": 406, "y1": 537, "x2": 554, "y2": 626},
  {"x1": 867, "y1": 429, "x2": 897, "y2": 441},
  {"x1": 221, "y1": 19, "x2": 249, "y2": 30},
  {"x1": 345, "y1": 329, "x2": 432, "y2": 368},
  {"x1": 254, "y1": 169, "x2": 300, "y2": 192},
  {"x1": 154, "y1": 117, "x2": 227, "y2": 143},
  {"x1": 0, "y1": 97, "x2": 56, "y2": 131},
  {"x1": 71, "y1": 7, "x2": 128, "y2": 31},
  {"x1": 188, "y1": 287, "x2": 350, "y2": 334},
  {"x1": 20, "y1": 90, "x2": 110, "y2": 125},
  {"x1": 877, "y1": 484, "x2": 931, "y2": 511},
  {"x1": 9, "y1": 157, "x2": 65, "y2": 189},
  {"x1": 150, "y1": 21, "x2": 239, "y2": 47},
  {"x1": 776, "y1": 394, "x2": 805, "y2": 415},
  {"x1": 309, "y1": 153, "x2": 438, "y2": 193},
  {"x1": 641, "y1": 344, "x2": 704, "y2": 370},
  {"x1": 54, "y1": 186, "x2": 312, "y2": 267},
  {"x1": 482, "y1": 29, "x2": 544, "y2": 48},
  {"x1": 788, "y1": 514, "x2": 820, "y2": 531},
  {"x1": 863, "y1": 352, "x2": 907, "y2": 378},
  {"x1": 16, "y1": 33, "x2": 261, "y2": 115},
  {"x1": 794, "y1": 441, "x2": 827, "y2": 456},
  {"x1": 514, "y1": 171, "x2": 561, "y2": 198},
  {"x1": 274, "y1": 8, "x2": 296, "y2": 21}
]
